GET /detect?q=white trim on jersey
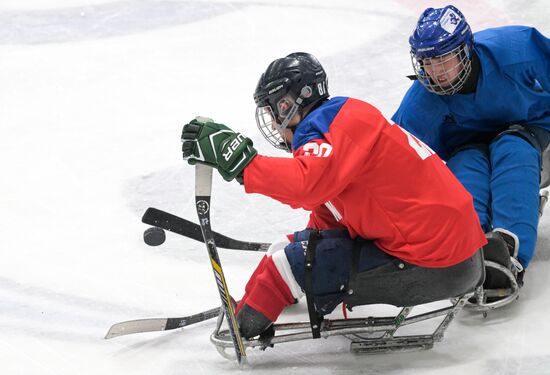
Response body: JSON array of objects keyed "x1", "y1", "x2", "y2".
[
  {"x1": 324, "y1": 200, "x2": 343, "y2": 222},
  {"x1": 268, "y1": 241, "x2": 304, "y2": 300}
]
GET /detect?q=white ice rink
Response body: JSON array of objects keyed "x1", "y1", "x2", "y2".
[{"x1": 1, "y1": 0, "x2": 550, "y2": 374}]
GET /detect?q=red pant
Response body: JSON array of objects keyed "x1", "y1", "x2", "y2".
[{"x1": 236, "y1": 255, "x2": 294, "y2": 322}]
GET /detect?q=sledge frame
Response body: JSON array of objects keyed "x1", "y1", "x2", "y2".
[{"x1": 210, "y1": 294, "x2": 471, "y2": 358}]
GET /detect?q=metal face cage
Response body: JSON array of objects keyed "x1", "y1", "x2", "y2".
[
  {"x1": 411, "y1": 43, "x2": 472, "y2": 95},
  {"x1": 255, "y1": 105, "x2": 290, "y2": 151}
]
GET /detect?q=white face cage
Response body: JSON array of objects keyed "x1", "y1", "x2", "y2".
[
  {"x1": 255, "y1": 105, "x2": 290, "y2": 151},
  {"x1": 255, "y1": 88, "x2": 309, "y2": 152},
  {"x1": 411, "y1": 43, "x2": 472, "y2": 95}
]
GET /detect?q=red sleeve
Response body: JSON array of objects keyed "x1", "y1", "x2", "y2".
[{"x1": 243, "y1": 99, "x2": 386, "y2": 210}]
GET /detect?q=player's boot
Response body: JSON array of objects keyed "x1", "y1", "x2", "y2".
[
  {"x1": 235, "y1": 304, "x2": 273, "y2": 339},
  {"x1": 492, "y1": 228, "x2": 524, "y2": 287},
  {"x1": 474, "y1": 229, "x2": 523, "y2": 305},
  {"x1": 482, "y1": 232, "x2": 512, "y2": 291}
]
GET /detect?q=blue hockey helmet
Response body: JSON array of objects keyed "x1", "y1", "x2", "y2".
[{"x1": 409, "y1": 5, "x2": 474, "y2": 95}]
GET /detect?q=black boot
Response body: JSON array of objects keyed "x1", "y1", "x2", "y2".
[
  {"x1": 493, "y1": 228, "x2": 519, "y2": 257},
  {"x1": 236, "y1": 304, "x2": 273, "y2": 339},
  {"x1": 482, "y1": 232, "x2": 513, "y2": 290},
  {"x1": 493, "y1": 228, "x2": 524, "y2": 287}
]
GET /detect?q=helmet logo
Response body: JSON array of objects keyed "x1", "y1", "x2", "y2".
[
  {"x1": 268, "y1": 84, "x2": 284, "y2": 95},
  {"x1": 417, "y1": 46, "x2": 435, "y2": 52},
  {"x1": 440, "y1": 8, "x2": 461, "y2": 34}
]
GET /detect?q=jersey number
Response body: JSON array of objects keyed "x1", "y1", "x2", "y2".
[
  {"x1": 400, "y1": 127, "x2": 435, "y2": 160},
  {"x1": 302, "y1": 142, "x2": 332, "y2": 157}
]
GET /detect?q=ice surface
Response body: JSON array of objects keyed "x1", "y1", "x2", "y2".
[{"x1": 1, "y1": 0, "x2": 549, "y2": 374}]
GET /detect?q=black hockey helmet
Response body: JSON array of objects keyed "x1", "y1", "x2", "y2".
[{"x1": 254, "y1": 52, "x2": 329, "y2": 151}]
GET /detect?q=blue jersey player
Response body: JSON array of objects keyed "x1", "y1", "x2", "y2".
[{"x1": 392, "y1": 5, "x2": 550, "y2": 306}]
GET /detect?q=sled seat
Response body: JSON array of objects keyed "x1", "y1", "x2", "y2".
[{"x1": 344, "y1": 249, "x2": 485, "y2": 309}]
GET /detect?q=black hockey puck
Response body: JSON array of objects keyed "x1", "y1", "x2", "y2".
[{"x1": 143, "y1": 227, "x2": 166, "y2": 246}]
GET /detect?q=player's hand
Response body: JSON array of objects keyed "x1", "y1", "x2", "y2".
[{"x1": 181, "y1": 116, "x2": 257, "y2": 182}]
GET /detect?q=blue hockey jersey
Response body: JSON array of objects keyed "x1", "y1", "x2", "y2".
[{"x1": 392, "y1": 26, "x2": 550, "y2": 160}]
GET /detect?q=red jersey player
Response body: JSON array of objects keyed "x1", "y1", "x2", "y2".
[{"x1": 181, "y1": 52, "x2": 487, "y2": 339}]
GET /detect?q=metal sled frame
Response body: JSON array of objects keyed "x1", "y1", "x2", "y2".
[
  {"x1": 463, "y1": 260, "x2": 521, "y2": 313},
  {"x1": 210, "y1": 294, "x2": 472, "y2": 359}
]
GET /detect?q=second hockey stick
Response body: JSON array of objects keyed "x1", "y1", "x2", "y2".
[
  {"x1": 105, "y1": 306, "x2": 221, "y2": 339},
  {"x1": 142, "y1": 207, "x2": 270, "y2": 251}
]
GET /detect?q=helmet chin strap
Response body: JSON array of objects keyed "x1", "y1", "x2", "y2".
[{"x1": 275, "y1": 85, "x2": 313, "y2": 141}]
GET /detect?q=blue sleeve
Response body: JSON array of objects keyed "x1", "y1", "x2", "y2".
[
  {"x1": 480, "y1": 27, "x2": 550, "y2": 93},
  {"x1": 482, "y1": 27, "x2": 550, "y2": 130},
  {"x1": 392, "y1": 81, "x2": 451, "y2": 159},
  {"x1": 524, "y1": 28, "x2": 550, "y2": 92}
]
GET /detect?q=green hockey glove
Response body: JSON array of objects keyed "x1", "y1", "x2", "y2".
[{"x1": 181, "y1": 116, "x2": 257, "y2": 182}]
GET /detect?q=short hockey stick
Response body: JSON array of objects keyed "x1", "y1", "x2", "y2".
[
  {"x1": 194, "y1": 165, "x2": 248, "y2": 367},
  {"x1": 104, "y1": 306, "x2": 221, "y2": 339},
  {"x1": 142, "y1": 207, "x2": 270, "y2": 251}
]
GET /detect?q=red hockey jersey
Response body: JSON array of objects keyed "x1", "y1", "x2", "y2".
[{"x1": 244, "y1": 97, "x2": 487, "y2": 267}]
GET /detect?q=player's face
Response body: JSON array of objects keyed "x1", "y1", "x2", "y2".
[
  {"x1": 269, "y1": 94, "x2": 301, "y2": 143},
  {"x1": 422, "y1": 51, "x2": 462, "y2": 88},
  {"x1": 273, "y1": 112, "x2": 301, "y2": 143},
  {"x1": 255, "y1": 100, "x2": 301, "y2": 151}
]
